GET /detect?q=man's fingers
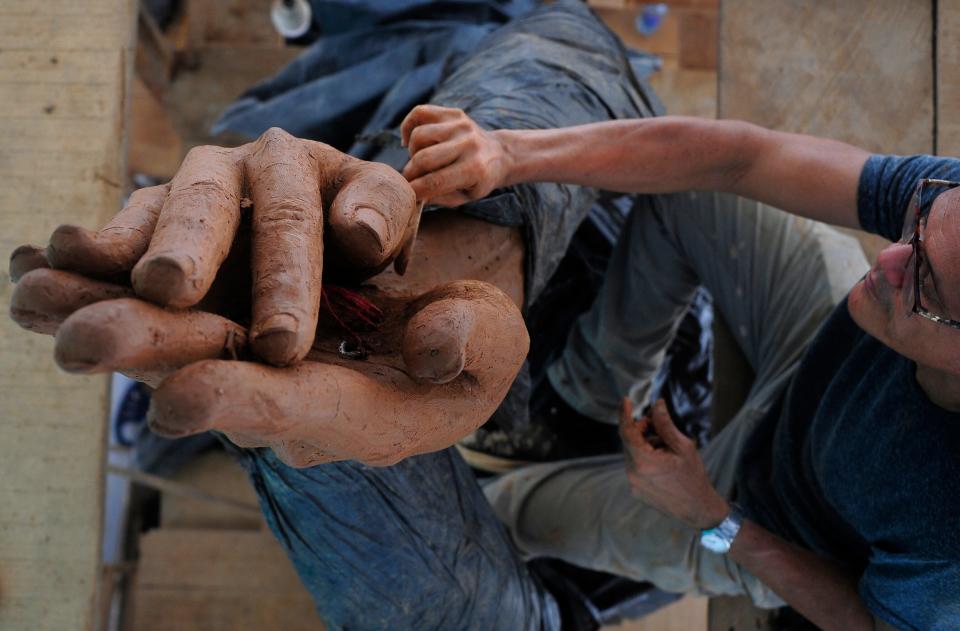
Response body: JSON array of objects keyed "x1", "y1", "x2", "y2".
[
  {"x1": 619, "y1": 398, "x2": 655, "y2": 457},
  {"x1": 401, "y1": 140, "x2": 466, "y2": 183},
  {"x1": 10, "y1": 268, "x2": 133, "y2": 335},
  {"x1": 407, "y1": 164, "x2": 475, "y2": 204},
  {"x1": 245, "y1": 128, "x2": 324, "y2": 367},
  {"x1": 406, "y1": 121, "x2": 461, "y2": 156},
  {"x1": 47, "y1": 183, "x2": 170, "y2": 276},
  {"x1": 648, "y1": 399, "x2": 690, "y2": 452},
  {"x1": 132, "y1": 147, "x2": 242, "y2": 308},
  {"x1": 400, "y1": 105, "x2": 465, "y2": 147},
  {"x1": 326, "y1": 160, "x2": 417, "y2": 275},
  {"x1": 9, "y1": 245, "x2": 50, "y2": 282},
  {"x1": 53, "y1": 298, "x2": 246, "y2": 375},
  {"x1": 430, "y1": 192, "x2": 473, "y2": 208}
]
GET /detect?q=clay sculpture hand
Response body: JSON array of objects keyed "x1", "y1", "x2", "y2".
[
  {"x1": 8, "y1": 132, "x2": 529, "y2": 467},
  {"x1": 17, "y1": 127, "x2": 421, "y2": 367}
]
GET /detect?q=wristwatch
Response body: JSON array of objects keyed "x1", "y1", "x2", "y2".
[{"x1": 699, "y1": 503, "x2": 744, "y2": 554}]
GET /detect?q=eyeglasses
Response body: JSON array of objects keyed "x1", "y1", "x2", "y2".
[{"x1": 899, "y1": 178, "x2": 960, "y2": 329}]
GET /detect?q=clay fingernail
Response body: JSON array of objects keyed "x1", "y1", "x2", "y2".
[
  {"x1": 352, "y1": 206, "x2": 388, "y2": 253},
  {"x1": 54, "y1": 319, "x2": 111, "y2": 373},
  {"x1": 133, "y1": 254, "x2": 195, "y2": 307},
  {"x1": 9, "y1": 245, "x2": 49, "y2": 282},
  {"x1": 147, "y1": 397, "x2": 210, "y2": 438},
  {"x1": 46, "y1": 224, "x2": 95, "y2": 267},
  {"x1": 252, "y1": 313, "x2": 300, "y2": 366}
]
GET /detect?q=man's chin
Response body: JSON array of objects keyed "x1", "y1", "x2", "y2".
[{"x1": 847, "y1": 281, "x2": 880, "y2": 335}]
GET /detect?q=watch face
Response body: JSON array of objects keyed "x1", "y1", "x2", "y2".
[{"x1": 701, "y1": 531, "x2": 729, "y2": 554}]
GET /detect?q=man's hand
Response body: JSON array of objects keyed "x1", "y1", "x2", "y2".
[
  {"x1": 619, "y1": 398, "x2": 729, "y2": 530},
  {"x1": 17, "y1": 127, "x2": 419, "y2": 367},
  {"x1": 400, "y1": 105, "x2": 511, "y2": 207}
]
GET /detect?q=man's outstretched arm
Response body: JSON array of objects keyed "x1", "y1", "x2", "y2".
[{"x1": 400, "y1": 105, "x2": 870, "y2": 230}]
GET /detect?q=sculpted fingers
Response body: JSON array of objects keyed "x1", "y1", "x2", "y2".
[
  {"x1": 325, "y1": 158, "x2": 418, "y2": 276},
  {"x1": 147, "y1": 358, "x2": 476, "y2": 467},
  {"x1": 246, "y1": 128, "x2": 324, "y2": 367},
  {"x1": 47, "y1": 183, "x2": 170, "y2": 276},
  {"x1": 53, "y1": 298, "x2": 246, "y2": 378},
  {"x1": 10, "y1": 245, "x2": 50, "y2": 282},
  {"x1": 150, "y1": 280, "x2": 530, "y2": 466},
  {"x1": 10, "y1": 268, "x2": 134, "y2": 335},
  {"x1": 133, "y1": 146, "x2": 243, "y2": 308},
  {"x1": 147, "y1": 359, "x2": 349, "y2": 444},
  {"x1": 403, "y1": 279, "x2": 529, "y2": 394}
]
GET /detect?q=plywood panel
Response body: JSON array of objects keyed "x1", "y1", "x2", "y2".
[
  {"x1": 720, "y1": 0, "x2": 933, "y2": 155},
  {"x1": 0, "y1": 1, "x2": 137, "y2": 630},
  {"x1": 720, "y1": 0, "x2": 932, "y2": 261},
  {"x1": 939, "y1": 0, "x2": 960, "y2": 155},
  {"x1": 160, "y1": 451, "x2": 262, "y2": 530},
  {"x1": 603, "y1": 596, "x2": 709, "y2": 631},
  {"x1": 129, "y1": 529, "x2": 325, "y2": 631}
]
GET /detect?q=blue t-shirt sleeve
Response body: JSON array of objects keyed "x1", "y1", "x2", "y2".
[
  {"x1": 857, "y1": 155, "x2": 960, "y2": 241},
  {"x1": 859, "y1": 551, "x2": 960, "y2": 631}
]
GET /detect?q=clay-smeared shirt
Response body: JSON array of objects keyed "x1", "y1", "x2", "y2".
[{"x1": 737, "y1": 154, "x2": 960, "y2": 631}]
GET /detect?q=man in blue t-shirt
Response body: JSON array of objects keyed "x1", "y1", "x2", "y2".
[{"x1": 402, "y1": 104, "x2": 960, "y2": 630}]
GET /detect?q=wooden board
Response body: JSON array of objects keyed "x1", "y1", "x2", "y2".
[
  {"x1": 602, "y1": 597, "x2": 708, "y2": 631},
  {"x1": 130, "y1": 76, "x2": 183, "y2": 179},
  {"x1": 720, "y1": 0, "x2": 933, "y2": 155},
  {"x1": 160, "y1": 451, "x2": 263, "y2": 530},
  {"x1": 595, "y1": 1, "x2": 719, "y2": 118},
  {"x1": 164, "y1": 45, "x2": 300, "y2": 153},
  {"x1": 720, "y1": 0, "x2": 934, "y2": 261},
  {"x1": 0, "y1": 1, "x2": 137, "y2": 630},
  {"x1": 939, "y1": 0, "x2": 960, "y2": 156},
  {"x1": 707, "y1": 595, "x2": 776, "y2": 631},
  {"x1": 127, "y1": 529, "x2": 325, "y2": 631}
]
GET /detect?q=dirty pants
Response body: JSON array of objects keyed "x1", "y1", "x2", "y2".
[{"x1": 486, "y1": 192, "x2": 869, "y2": 605}]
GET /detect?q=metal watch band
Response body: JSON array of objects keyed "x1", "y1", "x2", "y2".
[{"x1": 699, "y1": 503, "x2": 744, "y2": 554}]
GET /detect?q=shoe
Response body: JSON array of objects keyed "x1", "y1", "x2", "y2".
[{"x1": 456, "y1": 380, "x2": 621, "y2": 473}]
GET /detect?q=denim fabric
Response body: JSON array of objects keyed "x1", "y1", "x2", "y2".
[{"x1": 228, "y1": 443, "x2": 559, "y2": 630}]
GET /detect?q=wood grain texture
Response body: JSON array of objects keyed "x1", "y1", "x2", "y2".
[
  {"x1": 939, "y1": 0, "x2": 960, "y2": 155},
  {"x1": 0, "y1": 1, "x2": 136, "y2": 630},
  {"x1": 602, "y1": 597, "x2": 708, "y2": 631},
  {"x1": 720, "y1": 0, "x2": 933, "y2": 155},
  {"x1": 128, "y1": 529, "x2": 326, "y2": 631},
  {"x1": 720, "y1": 0, "x2": 934, "y2": 262},
  {"x1": 160, "y1": 451, "x2": 263, "y2": 530}
]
